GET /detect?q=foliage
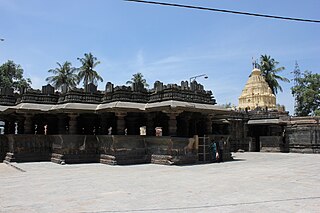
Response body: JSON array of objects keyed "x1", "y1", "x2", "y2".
[
  {"x1": 126, "y1": 72, "x2": 149, "y2": 87},
  {"x1": 219, "y1": 102, "x2": 234, "y2": 109},
  {"x1": 0, "y1": 60, "x2": 32, "y2": 91},
  {"x1": 291, "y1": 70, "x2": 320, "y2": 116},
  {"x1": 46, "y1": 61, "x2": 79, "y2": 92},
  {"x1": 78, "y1": 52, "x2": 103, "y2": 87},
  {"x1": 258, "y1": 55, "x2": 290, "y2": 94}
]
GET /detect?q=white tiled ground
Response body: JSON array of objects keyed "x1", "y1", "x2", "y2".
[{"x1": 0, "y1": 152, "x2": 319, "y2": 213}]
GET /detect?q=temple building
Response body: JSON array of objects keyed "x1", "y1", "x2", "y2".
[
  {"x1": 0, "y1": 68, "x2": 318, "y2": 166},
  {"x1": 0, "y1": 80, "x2": 230, "y2": 137},
  {"x1": 0, "y1": 80, "x2": 235, "y2": 165},
  {"x1": 238, "y1": 68, "x2": 276, "y2": 110}
]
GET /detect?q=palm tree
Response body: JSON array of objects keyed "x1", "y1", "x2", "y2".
[
  {"x1": 259, "y1": 55, "x2": 290, "y2": 95},
  {"x1": 77, "y1": 53, "x2": 103, "y2": 88},
  {"x1": 126, "y1": 72, "x2": 149, "y2": 88},
  {"x1": 46, "y1": 61, "x2": 79, "y2": 92}
]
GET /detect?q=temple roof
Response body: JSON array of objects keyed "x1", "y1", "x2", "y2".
[
  {"x1": 0, "y1": 100, "x2": 230, "y2": 114},
  {"x1": 238, "y1": 68, "x2": 276, "y2": 110}
]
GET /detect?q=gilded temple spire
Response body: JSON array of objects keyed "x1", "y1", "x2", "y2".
[{"x1": 238, "y1": 67, "x2": 276, "y2": 110}]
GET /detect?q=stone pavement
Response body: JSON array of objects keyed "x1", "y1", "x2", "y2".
[{"x1": 0, "y1": 152, "x2": 319, "y2": 213}]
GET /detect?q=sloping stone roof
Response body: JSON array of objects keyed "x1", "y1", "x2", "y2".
[{"x1": 0, "y1": 100, "x2": 230, "y2": 114}]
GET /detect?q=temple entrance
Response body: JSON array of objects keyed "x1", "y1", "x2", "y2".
[{"x1": 247, "y1": 125, "x2": 268, "y2": 152}]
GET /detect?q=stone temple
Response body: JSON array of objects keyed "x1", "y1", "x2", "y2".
[{"x1": 0, "y1": 67, "x2": 319, "y2": 166}]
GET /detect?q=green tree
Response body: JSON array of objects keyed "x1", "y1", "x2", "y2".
[
  {"x1": 219, "y1": 102, "x2": 233, "y2": 109},
  {"x1": 291, "y1": 70, "x2": 320, "y2": 116},
  {"x1": 259, "y1": 55, "x2": 290, "y2": 94},
  {"x1": 126, "y1": 72, "x2": 149, "y2": 87},
  {"x1": 77, "y1": 53, "x2": 103, "y2": 88},
  {"x1": 46, "y1": 61, "x2": 79, "y2": 92},
  {"x1": 0, "y1": 60, "x2": 32, "y2": 91}
]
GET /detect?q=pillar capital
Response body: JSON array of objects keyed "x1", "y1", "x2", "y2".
[
  {"x1": 115, "y1": 112, "x2": 127, "y2": 118},
  {"x1": 68, "y1": 113, "x2": 79, "y2": 119},
  {"x1": 162, "y1": 110, "x2": 183, "y2": 119}
]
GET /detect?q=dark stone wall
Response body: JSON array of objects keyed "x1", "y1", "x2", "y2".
[
  {"x1": 4, "y1": 135, "x2": 51, "y2": 162},
  {"x1": 286, "y1": 125, "x2": 320, "y2": 153},
  {"x1": 51, "y1": 135, "x2": 100, "y2": 164},
  {"x1": 2, "y1": 135, "x2": 200, "y2": 165},
  {"x1": 260, "y1": 136, "x2": 288, "y2": 152},
  {"x1": 99, "y1": 135, "x2": 148, "y2": 165},
  {"x1": 146, "y1": 136, "x2": 197, "y2": 165}
]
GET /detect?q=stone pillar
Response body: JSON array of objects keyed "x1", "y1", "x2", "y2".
[
  {"x1": 179, "y1": 114, "x2": 191, "y2": 137},
  {"x1": 146, "y1": 114, "x2": 155, "y2": 136},
  {"x1": 58, "y1": 114, "x2": 66, "y2": 134},
  {"x1": 115, "y1": 112, "x2": 127, "y2": 135},
  {"x1": 167, "y1": 112, "x2": 180, "y2": 136},
  {"x1": 24, "y1": 114, "x2": 33, "y2": 134},
  {"x1": 68, "y1": 113, "x2": 78, "y2": 135},
  {"x1": 100, "y1": 114, "x2": 109, "y2": 135},
  {"x1": 17, "y1": 116, "x2": 25, "y2": 134},
  {"x1": 206, "y1": 114, "x2": 214, "y2": 135},
  {"x1": 4, "y1": 119, "x2": 15, "y2": 134}
]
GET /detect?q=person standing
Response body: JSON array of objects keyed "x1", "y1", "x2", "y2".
[{"x1": 210, "y1": 139, "x2": 218, "y2": 162}]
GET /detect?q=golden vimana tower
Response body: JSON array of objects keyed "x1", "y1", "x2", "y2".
[{"x1": 238, "y1": 68, "x2": 276, "y2": 110}]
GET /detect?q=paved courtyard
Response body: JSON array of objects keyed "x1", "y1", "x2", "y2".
[{"x1": 0, "y1": 152, "x2": 319, "y2": 213}]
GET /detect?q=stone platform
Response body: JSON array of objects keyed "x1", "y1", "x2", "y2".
[{"x1": 1, "y1": 135, "x2": 201, "y2": 165}]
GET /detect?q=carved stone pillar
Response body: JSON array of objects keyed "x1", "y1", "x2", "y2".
[
  {"x1": 68, "y1": 113, "x2": 78, "y2": 135},
  {"x1": 115, "y1": 112, "x2": 127, "y2": 135},
  {"x1": 24, "y1": 114, "x2": 34, "y2": 134},
  {"x1": 167, "y1": 112, "x2": 180, "y2": 136}
]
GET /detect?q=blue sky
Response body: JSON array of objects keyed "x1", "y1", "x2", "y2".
[{"x1": 1, "y1": 0, "x2": 319, "y2": 114}]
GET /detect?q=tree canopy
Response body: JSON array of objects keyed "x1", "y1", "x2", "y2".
[
  {"x1": 126, "y1": 72, "x2": 149, "y2": 87},
  {"x1": 291, "y1": 70, "x2": 320, "y2": 116},
  {"x1": 0, "y1": 60, "x2": 32, "y2": 92},
  {"x1": 46, "y1": 61, "x2": 79, "y2": 92},
  {"x1": 259, "y1": 55, "x2": 290, "y2": 95},
  {"x1": 78, "y1": 53, "x2": 103, "y2": 88}
]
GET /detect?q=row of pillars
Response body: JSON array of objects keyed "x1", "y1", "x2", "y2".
[{"x1": 1, "y1": 112, "x2": 214, "y2": 136}]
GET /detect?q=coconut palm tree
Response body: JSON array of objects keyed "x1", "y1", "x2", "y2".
[
  {"x1": 77, "y1": 53, "x2": 103, "y2": 88},
  {"x1": 46, "y1": 61, "x2": 79, "y2": 92},
  {"x1": 259, "y1": 55, "x2": 290, "y2": 95},
  {"x1": 126, "y1": 72, "x2": 149, "y2": 88}
]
